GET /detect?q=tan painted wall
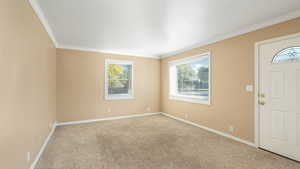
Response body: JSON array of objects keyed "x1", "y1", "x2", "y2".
[
  {"x1": 161, "y1": 17, "x2": 300, "y2": 143},
  {"x1": 1, "y1": 1, "x2": 299, "y2": 168},
  {"x1": 56, "y1": 49, "x2": 160, "y2": 122},
  {"x1": 0, "y1": 1, "x2": 56, "y2": 169}
]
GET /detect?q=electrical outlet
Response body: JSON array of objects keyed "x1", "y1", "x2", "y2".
[
  {"x1": 107, "y1": 108, "x2": 111, "y2": 113},
  {"x1": 185, "y1": 113, "x2": 188, "y2": 119},
  {"x1": 145, "y1": 107, "x2": 151, "y2": 112},
  {"x1": 229, "y1": 125, "x2": 235, "y2": 133},
  {"x1": 27, "y1": 152, "x2": 31, "y2": 162},
  {"x1": 49, "y1": 122, "x2": 52, "y2": 129}
]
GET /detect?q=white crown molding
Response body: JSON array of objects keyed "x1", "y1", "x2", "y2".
[
  {"x1": 160, "y1": 9, "x2": 300, "y2": 59},
  {"x1": 29, "y1": 122, "x2": 57, "y2": 169},
  {"x1": 57, "y1": 45, "x2": 161, "y2": 59},
  {"x1": 161, "y1": 113, "x2": 256, "y2": 147},
  {"x1": 28, "y1": 0, "x2": 300, "y2": 60},
  {"x1": 56, "y1": 112, "x2": 162, "y2": 126},
  {"x1": 28, "y1": 0, "x2": 58, "y2": 47}
]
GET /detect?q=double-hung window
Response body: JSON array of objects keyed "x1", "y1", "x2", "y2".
[
  {"x1": 105, "y1": 59, "x2": 133, "y2": 100},
  {"x1": 169, "y1": 52, "x2": 211, "y2": 104}
]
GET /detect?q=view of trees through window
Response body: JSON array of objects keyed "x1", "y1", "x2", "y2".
[
  {"x1": 108, "y1": 64, "x2": 132, "y2": 95},
  {"x1": 176, "y1": 58, "x2": 209, "y2": 98}
]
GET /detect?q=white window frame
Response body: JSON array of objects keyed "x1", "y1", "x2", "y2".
[
  {"x1": 168, "y1": 52, "x2": 211, "y2": 105},
  {"x1": 105, "y1": 59, "x2": 134, "y2": 100}
]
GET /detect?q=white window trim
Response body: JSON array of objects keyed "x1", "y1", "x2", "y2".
[
  {"x1": 105, "y1": 59, "x2": 134, "y2": 100},
  {"x1": 168, "y1": 52, "x2": 211, "y2": 105}
]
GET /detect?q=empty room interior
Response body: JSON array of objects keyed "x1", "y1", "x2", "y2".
[{"x1": 3, "y1": 0, "x2": 300, "y2": 169}]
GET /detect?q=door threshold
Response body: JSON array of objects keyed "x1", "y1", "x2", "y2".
[{"x1": 259, "y1": 147, "x2": 299, "y2": 163}]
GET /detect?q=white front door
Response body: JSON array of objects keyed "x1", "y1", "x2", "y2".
[{"x1": 258, "y1": 33, "x2": 300, "y2": 161}]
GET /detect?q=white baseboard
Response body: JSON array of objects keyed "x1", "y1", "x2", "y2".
[
  {"x1": 29, "y1": 123, "x2": 57, "y2": 169},
  {"x1": 161, "y1": 113, "x2": 256, "y2": 147},
  {"x1": 28, "y1": 111, "x2": 255, "y2": 169},
  {"x1": 56, "y1": 112, "x2": 162, "y2": 126}
]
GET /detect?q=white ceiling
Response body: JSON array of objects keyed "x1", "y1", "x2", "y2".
[{"x1": 33, "y1": 0, "x2": 300, "y2": 58}]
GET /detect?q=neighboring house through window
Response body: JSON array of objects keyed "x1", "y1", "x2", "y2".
[
  {"x1": 168, "y1": 52, "x2": 211, "y2": 104},
  {"x1": 105, "y1": 59, "x2": 134, "y2": 100}
]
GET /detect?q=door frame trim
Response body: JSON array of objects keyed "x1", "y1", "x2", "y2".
[{"x1": 254, "y1": 32, "x2": 300, "y2": 148}]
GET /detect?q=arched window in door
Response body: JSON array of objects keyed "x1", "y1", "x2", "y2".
[{"x1": 272, "y1": 47, "x2": 300, "y2": 63}]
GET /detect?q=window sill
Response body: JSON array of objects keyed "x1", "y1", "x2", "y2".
[
  {"x1": 169, "y1": 95, "x2": 210, "y2": 105},
  {"x1": 105, "y1": 95, "x2": 134, "y2": 100}
]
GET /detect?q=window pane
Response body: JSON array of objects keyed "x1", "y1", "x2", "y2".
[
  {"x1": 107, "y1": 63, "x2": 132, "y2": 95},
  {"x1": 108, "y1": 80, "x2": 130, "y2": 94},
  {"x1": 108, "y1": 64, "x2": 132, "y2": 79},
  {"x1": 272, "y1": 47, "x2": 300, "y2": 63},
  {"x1": 176, "y1": 58, "x2": 209, "y2": 99}
]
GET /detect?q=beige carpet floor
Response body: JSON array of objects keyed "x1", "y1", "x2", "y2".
[{"x1": 36, "y1": 115, "x2": 300, "y2": 169}]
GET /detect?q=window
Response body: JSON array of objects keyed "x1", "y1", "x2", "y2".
[
  {"x1": 169, "y1": 52, "x2": 210, "y2": 104},
  {"x1": 272, "y1": 47, "x2": 300, "y2": 63},
  {"x1": 105, "y1": 59, "x2": 133, "y2": 100}
]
